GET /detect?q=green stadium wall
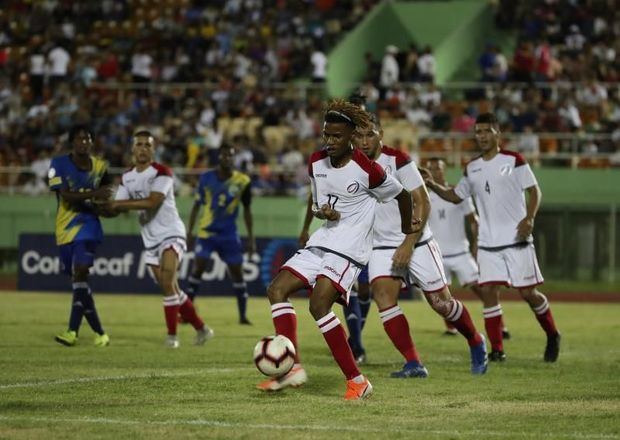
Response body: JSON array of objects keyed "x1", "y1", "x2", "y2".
[
  {"x1": 1, "y1": 168, "x2": 618, "y2": 249},
  {"x1": 327, "y1": 0, "x2": 494, "y2": 97}
]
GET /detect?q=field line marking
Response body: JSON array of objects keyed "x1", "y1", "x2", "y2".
[
  {"x1": 0, "y1": 415, "x2": 617, "y2": 439},
  {"x1": 0, "y1": 368, "x2": 250, "y2": 390}
]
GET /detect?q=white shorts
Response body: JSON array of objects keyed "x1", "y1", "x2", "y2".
[
  {"x1": 144, "y1": 237, "x2": 187, "y2": 267},
  {"x1": 478, "y1": 243, "x2": 544, "y2": 288},
  {"x1": 442, "y1": 252, "x2": 479, "y2": 286},
  {"x1": 281, "y1": 247, "x2": 362, "y2": 305},
  {"x1": 368, "y1": 239, "x2": 447, "y2": 293}
]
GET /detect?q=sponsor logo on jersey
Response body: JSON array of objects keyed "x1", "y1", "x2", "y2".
[
  {"x1": 470, "y1": 168, "x2": 482, "y2": 173},
  {"x1": 384, "y1": 165, "x2": 393, "y2": 174},
  {"x1": 315, "y1": 173, "x2": 327, "y2": 178},
  {"x1": 346, "y1": 181, "x2": 360, "y2": 194}
]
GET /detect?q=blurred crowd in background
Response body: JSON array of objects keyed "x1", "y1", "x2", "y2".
[{"x1": 0, "y1": 0, "x2": 619, "y2": 197}]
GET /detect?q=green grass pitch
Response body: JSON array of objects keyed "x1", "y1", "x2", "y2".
[{"x1": 1, "y1": 292, "x2": 619, "y2": 440}]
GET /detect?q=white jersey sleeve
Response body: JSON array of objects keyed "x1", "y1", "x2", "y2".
[
  {"x1": 516, "y1": 163, "x2": 538, "y2": 190},
  {"x1": 369, "y1": 172, "x2": 403, "y2": 202},
  {"x1": 151, "y1": 175, "x2": 174, "y2": 194},
  {"x1": 395, "y1": 161, "x2": 424, "y2": 191},
  {"x1": 371, "y1": 146, "x2": 432, "y2": 247},
  {"x1": 115, "y1": 181, "x2": 130, "y2": 201},
  {"x1": 461, "y1": 196, "x2": 476, "y2": 216},
  {"x1": 454, "y1": 173, "x2": 472, "y2": 200}
]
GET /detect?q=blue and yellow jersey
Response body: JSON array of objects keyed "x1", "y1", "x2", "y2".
[
  {"x1": 48, "y1": 154, "x2": 111, "y2": 245},
  {"x1": 195, "y1": 169, "x2": 251, "y2": 239}
]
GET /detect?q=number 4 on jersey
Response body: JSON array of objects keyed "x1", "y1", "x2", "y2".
[{"x1": 484, "y1": 181, "x2": 491, "y2": 194}]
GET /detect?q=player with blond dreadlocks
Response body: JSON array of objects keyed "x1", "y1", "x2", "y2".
[{"x1": 257, "y1": 100, "x2": 421, "y2": 400}]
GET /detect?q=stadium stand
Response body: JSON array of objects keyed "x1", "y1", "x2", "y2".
[{"x1": 0, "y1": 0, "x2": 618, "y2": 197}]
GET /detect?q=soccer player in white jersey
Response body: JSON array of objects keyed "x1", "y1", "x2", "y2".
[
  {"x1": 258, "y1": 100, "x2": 417, "y2": 400},
  {"x1": 427, "y1": 157, "x2": 510, "y2": 339},
  {"x1": 355, "y1": 115, "x2": 488, "y2": 377},
  {"x1": 423, "y1": 113, "x2": 561, "y2": 362},
  {"x1": 101, "y1": 130, "x2": 213, "y2": 348}
]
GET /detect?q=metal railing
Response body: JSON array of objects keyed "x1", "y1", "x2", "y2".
[{"x1": 80, "y1": 79, "x2": 620, "y2": 109}]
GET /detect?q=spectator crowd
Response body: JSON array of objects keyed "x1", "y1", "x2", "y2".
[{"x1": 0, "y1": 0, "x2": 618, "y2": 196}]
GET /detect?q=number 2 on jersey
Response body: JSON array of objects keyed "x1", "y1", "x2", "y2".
[{"x1": 218, "y1": 193, "x2": 228, "y2": 207}]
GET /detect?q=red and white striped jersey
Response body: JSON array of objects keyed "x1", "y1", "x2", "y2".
[
  {"x1": 115, "y1": 162, "x2": 186, "y2": 249},
  {"x1": 372, "y1": 146, "x2": 432, "y2": 247},
  {"x1": 454, "y1": 150, "x2": 538, "y2": 248},
  {"x1": 429, "y1": 191, "x2": 475, "y2": 256},
  {"x1": 307, "y1": 148, "x2": 403, "y2": 264}
]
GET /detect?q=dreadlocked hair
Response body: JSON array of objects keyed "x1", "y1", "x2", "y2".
[{"x1": 324, "y1": 99, "x2": 371, "y2": 129}]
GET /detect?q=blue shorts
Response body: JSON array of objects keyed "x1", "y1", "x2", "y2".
[
  {"x1": 195, "y1": 236, "x2": 243, "y2": 266},
  {"x1": 58, "y1": 240, "x2": 98, "y2": 276},
  {"x1": 357, "y1": 265, "x2": 369, "y2": 285}
]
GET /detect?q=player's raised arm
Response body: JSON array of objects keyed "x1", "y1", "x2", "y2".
[
  {"x1": 109, "y1": 191, "x2": 165, "y2": 212},
  {"x1": 421, "y1": 167, "x2": 463, "y2": 204},
  {"x1": 51, "y1": 163, "x2": 113, "y2": 205}
]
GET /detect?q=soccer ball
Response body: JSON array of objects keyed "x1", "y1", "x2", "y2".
[{"x1": 253, "y1": 335, "x2": 296, "y2": 377}]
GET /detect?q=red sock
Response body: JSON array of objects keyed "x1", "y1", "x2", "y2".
[
  {"x1": 163, "y1": 295, "x2": 180, "y2": 335},
  {"x1": 379, "y1": 305, "x2": 420, "y2": 363},
  {"x1": 317, "y1": 312, "x2": 360, "y2": 380},
  {"x1": 178, "y1": 292, "x2": 204, "y2": 330},
  {"x1": 445, "y1": 319, "x2": 456, "y2": 331},
  {"x1": 531, "y1": 296, "x2": 559, "y2": 336},
  {"x1": 447, "y1": 300, "x2": 482, "y2": 347},
  {"x1": 483, "y1": 305, "x2": 504, "y2": 351},
  {"x1": 271, "y1": 302, "x2": 300, "y2": 363}
]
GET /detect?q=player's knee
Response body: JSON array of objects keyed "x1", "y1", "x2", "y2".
[
  {"x1": 227, "y1": 264, "x2": 244, "y2": 282},
  {"x1": 518, "y1": 287, "x2": 538, "y2": 302},
  {"x1": 72, "y1": 266, "x2": 89, "y2": 282},
  {"x1": 308, "y1": 296, "x2": 330, "y2": 320},
  {"x1": 479, "y1": 285, "x2": 500, "y2": 305},
  {"x1": 425, "y1": 292, "x2": 452, "y2": 317},
  {"x1": 470, "y1": 284, "x2": 483, "y2": 297},
  {"x1": 266, "y1": 281, "x2": 288, "y2": 303},
  {"x1": 372, "y1": 288, "x2": 396, "y2": 310},
  {"x1": 158, "y1": 270, "x2": 176, "y2": 294}
]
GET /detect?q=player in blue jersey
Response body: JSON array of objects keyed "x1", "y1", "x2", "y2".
[
  {"x1": 186, "y1": 144, "x2": 256, "y2": 324},
  {"x1": 49, "y1": 125, "x2": 112, "y2": 347}
]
